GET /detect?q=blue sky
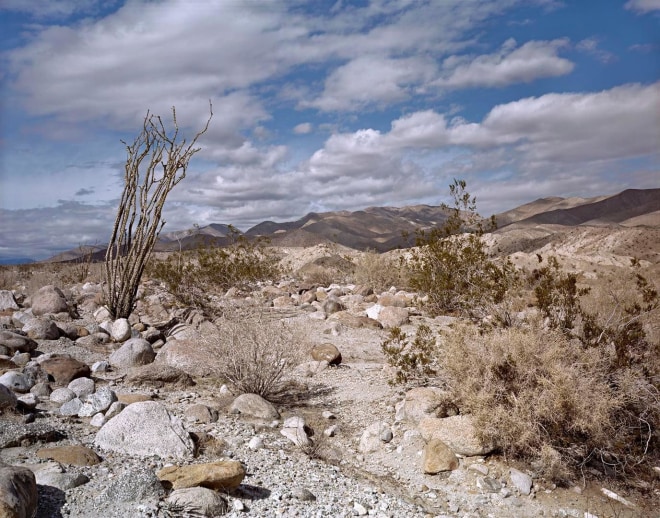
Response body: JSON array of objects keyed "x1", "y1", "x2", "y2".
[{"x1": 0, "y1": 0, "x2": 659, "y2": 261}]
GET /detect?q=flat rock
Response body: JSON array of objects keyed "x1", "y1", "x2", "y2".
[
  {"x1": 94, "y1": 401, "x2": 194, "y2": 459},
  {"x1": 125, "y1": 363, "x2": 194, "y2": 388},
  {"x1": 229, "y1": 393, "x2": 280, "y2": 420},
  {"x1": 36, "y1": 445, "x2": 101, "y2": 466},
  {"x1": 419, "y1": 415, "x2": 495, "y2": 456},
  {"x1": 0, "y1": 331, "x2": 37, "y2": 354},
  {"x1": 96, "y1": 467, "x2": 165, "y2": 504},
  {"x1": 157, "y1": 460, "x2": 246, "y2": 490}
]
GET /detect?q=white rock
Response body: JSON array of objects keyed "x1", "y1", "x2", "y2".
[
  {"x1": 90, "y1": 413, "x2": 107, "y2": 428},
  {"x1": 93, "y1": 307, "x2": 112, "y2": 323},
  {"x1": 50, "y1": 388, "x2": 76, "y2": 405},
  {"x1": 68, "y1": 377, "x2": 95, "y2": 398},
  {"x1": 509, "y1": 468, "x2": 533, "y2": 495},
  {"x1": 111, "y1": 318, "x2": 132, "y2": 342},
  {"x1": 91, "y1": 361, "x2": 110, "y2": 373},
  {"x1": 365, "y1": 304, "x2": 383, "y2": 320},
  {"x1": 0, "y1": 371, "x2": 33, "y2": 393},
  {"x1": 248, "y1": 436, "x2": 264, "y2": 451}
]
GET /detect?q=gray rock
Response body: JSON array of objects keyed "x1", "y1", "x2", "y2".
[
  {"x1": 155, "y1": 338, "x2": 216, "y2": 377},
  {"x1": 90, "y1": 413, "x2": 107, "y2": 427},
  {"x1": 0, "y1": 421, "x2": 60, "y2": 448},
  {"x1": 23, "y1": 318, "x2": 60, "y2": 340},
  {"x1": 167, "y1": 487, "x2": 229, "y2": 516},
  {"x1": 17, "y1": 393, "x2": 38, "y2": 409},
  {"x1": 229, "y1": 393, "x2": 280, "y2": 420},
  {"x1": 109, "y1": 338, "x2": 155, "y2": 369},
  {"x1": 50, "y1": 387, "x2": 76, "y2": 405},
  {"x1": 94, "y1": 401, "x2": 194, "y2": 459},
  {"x1": 509, "y1": 468, "x2": 533, "y2": 495},
  {"x1": 0, "y1": 383, "x2": 18, "y2": 409},
  {"x1": 68, "y1": 377, "x2": 95, "y2": 398},
  {"x1": 377, "y1": 305, "x2": 409, "y2": 328},
  {"x1": 104, "y1": 401, "x2": 126, "y2": 419},
  {"x1": 96, "y1": 467, "x2": 165, "y2": 503},
  {"x1": 292, "y1": 487, "x2": 317, "y2": 502},
  {"x1": 359, "y1": 421, "x2": 392, "y2": 453},
  {"x1": 78, "y1": 386, "x2": 117, "y2": 417},
  {"x1": 0, "y1": 371, "x2": 33, "y2": 393},
  {"x1": 29, "y1": 382, "x2": 51, "y2": 398},
  {"x1": 477, "y1": 476, "x2": 502, "y2": 493},
  {"x1": 0, "y1": 330, "x2": 37, "y2": 354},
  {"x1": 0, "y1": 290, "x2": 19, "y2": 311},
  {"x1": 36, "y1": 470, "x2": 89, "y2": 490},
  {"x1": 0, "y1": 461, "x2": 38, "y2": 518},
  {"x1": 60, "y1": 397, "x2": 83, "y2": 416},
  {"x1": 31, "y1": 285, "x2": 69, "y2": 316},
  {"x1": 184, "y1": 403, "x2": 217, "y2": 423},
  {"x1": 91, "y1": 361, "x2": 110, "y2": 373},
  {"x1": 111, "y1": 318, "x2": 132, "y2": 342}
]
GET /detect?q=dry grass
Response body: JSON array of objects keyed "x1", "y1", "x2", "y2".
[
  {"x1": 205, "y1": 309, "x2": 307, "y2": 400},
  {"x1": 440, "y1": 322, "x2": 659, "y2": 482},
  {"x1": 352, "y1": 250, "x2": 409, "y2": 292}
]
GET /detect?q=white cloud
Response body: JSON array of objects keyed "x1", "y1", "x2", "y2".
[
  {"x1": 0, "y1": 0, "x2": 112, "y2": 19},
  {"x1": 576, "y1": 38, "x2": 616, "y2": 64},
  {"x1": 435, "y1": 38, "x2": 574, "y2": 89},
  {"x1": 293, "y1": 123, "x2": 313, "y2": 134},
  {"x1": 625, "y1": 0, "x2": 660, "y2": 13}
]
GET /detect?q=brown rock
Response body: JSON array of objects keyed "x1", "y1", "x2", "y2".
[
  {"x1": 155, "y1": 339, "x2": 216, "y2": 377},
  {"x1": 36, "y1": 445, "x2": 101, "y2": 466},
  {"x1": 157, "y1": 461, "x2": 246, "y2": 490},
  {"x1": 396, "y1": 387, "x2": 458, "y2": 424},
  {"x1": 377, "y1": 294, "x2": 407, "y2": 307},
  {"x1": 419, "y1": 415, "x2": 495, "y2": 456},
  {"x1": 117, "y1": 393, "x2": 153, "y2": 405},
  {"x1": 422, "y1": 438, "x2": 459, "y2": 474},
  {"x1": 125, "y1": 363, "x2": 194, "y2": 388},
  {"x1": 39, "y1": 356, "x2": 90, "y2": 385},
  {"x1": 329, "y1": 312, "x2": 382, "y2": 329},
  {"x1": 311, "y1": 343, "x2": 342, "y2": 365},
  {"x1": 0, "y1": 461, "x2": 38, "y2": 518},
  {"x1": 377, "y1": 306, "x2": 409, "y2": 328}
]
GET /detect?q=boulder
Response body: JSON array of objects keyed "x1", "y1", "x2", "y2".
[
  {"x1": 0, "y1": 421, "x2": 61, "y2": 449},
  {"x1": 23, "y1": 318, "x2": 59, "y2": 340},
  {"x1": 31, "y1": 285, "x2": 69, "y2": 316},
  {"x1": 377, "y1": 293, "x2": 407, "y2": 307},
  {"x1": 310, "y1": 343, "x2": 342, "y2": 365},
  {"x1": 125, "y1": 363, "x2": 194, "y2": 388},
  {"x1": 94, "y1": 401, "x2": 194, "y2": 459},
  {"x1": 0, "y1": 372, "x2": 33, "y2": 393},
  {"x1": 109, "y1": 338, "x2": 155, "y2": 369},
  {"x1": 509, "y1": 468, "x2": 533, "y2": 495},
  {"x1": 0, "y1": 331, "x2": 37, "y2": 355},
  {"x1": 77, "y1": 387, "x2": 117, "y2": 417},
  {"x1": 110, "y1": 318, "x2": 132, "y2": 342},
  {"x1": 229, "y1": 393, "x2": 280, "y2": 420},
  {"x1": 0, "y1": 461, "x2": 38, "y2": 518},
  {"x1": 97, "y1": 467, "x2": 165, "y2": 503},
  {"x1": 418, "y1": 415, "x2": 496, "y2": 456},
  {"x1": 377, "y1": 306, "x2": 409, "y2": 328},
  {"x1": 167, "y1": 487, "x2": 229, "y2": 517},
  {"x1": 157, "y1": 461, "x2": 246, "y2": 491},
  {"x1": 36, "y1": 445, "x2": 101, "y2": 466},
  {"x1": 422, "y1": 438, "x2": 459, "y2": 474},
  {"x1": 0, "y1": 383, "x2": 18, "y2": 410},
  {"x1": 67, "y1": 377, "x2": 95, "y2": 398},
  {"x1": 395, "y1": 387, "x2": 458, "y2": 424},
  {"x1": 0, "y1": 291, "x2": 19, "y2": 312},
  {"x1": 39, "y1": 356, "x2": 90, "y2": 385},
  {"x1": 50, "y1": 387, "x2": 76, "y2": 405},
  {"x1": 155, "y1": 339, "x2": 216, "y2": 377}
]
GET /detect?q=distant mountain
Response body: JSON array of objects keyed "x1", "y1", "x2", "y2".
[{"x1": 41, "y1": 187, "x2": 660, "y2": 263}]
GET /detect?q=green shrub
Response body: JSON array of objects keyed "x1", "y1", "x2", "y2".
[
  {"x1": 381, "y1": 324, "x2": 437, "y2": 384},
  {"x1": 148, "y1": 229, "x2": 280, "y2": 309},
  {"x1": 408, "y1": 180, "x2": 516, "y2": 320}
]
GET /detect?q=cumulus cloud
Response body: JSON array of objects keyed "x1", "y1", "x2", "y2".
[
  {"x1": 435, "y1": 38, "x2": 574, "y2": 89},
  {"x1": 625, "y1": 0, "x2": 660, "y2": 13},
  {"x1": 293, "y1": 123, "x2": 313, "y2": 134}
]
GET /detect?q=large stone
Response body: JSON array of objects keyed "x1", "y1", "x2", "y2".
[
  {"x1": 36, "y1": 445, "x2": 101, "y2": 466},
  {"x1": 377, "y1": 294, "x2": 407, "y2": 307},
  {"x1": 94, "y1": 401, "x2": 194, "y2": 459},
  {"x1": 157, "y1": 461, "x2": 246, "y2": 491},
  {"x1": 97, "y1": 467, "x2": 165, "y2": 503},
  {"x1": 67, "y1": 377, "x2": 95, "y2": 398},
  {"x1": 31, "y1": 285, "x2": 69, "y2": 316},
  {"x1": 0, "y1": 383, "x2": 18, "y2": 410},
  {"x1": 78, "y1": 386, "x2": 117, "y2": 417},
  {"x1": 229, "y1": 393, "x2": 280, "y2": 420},
  {"x1": 0, "y1": 421, "x2": 61, "y2": 449},
  {"x1": 0, "y1": 372, "x2": 33, "y2": 393},
  {"x1": 418, "y1": 415, "x2": 495, "y2": 456},
  {"x1": 377, "y1": 306, "x2": 409, "y2": 328},
  {"x1": 110, "y1": 318, "x2": 132, "y2": 342},
  {"x1": 39, "y1": 356, "x2": 90, "y2": 385},
  {"x1": 310, "y1": 343, "x2": 342, "y2": 365},
  {"x1": 0, "y1": 291, "x2": 19, "y2": 312},
  {"x1": 509, "y1": 468, "x2": 533, "y2": 495},
  {"x1": 167, "y1": 487, "x2": 229, "y2": 517},
  {"x1": 125, "y1": 363, "x2": 194, "y2": 388},
  {"x1": 0, "y1": 331, "x2": 37, "y2": 355},
  {"x1": 395, "y1": 387, "x2": 458, "y2": 424},
  {"x1": 109, "y1": 338, "x2": 155, "y2": 369},
  {"x1": 155, "y1": 339, "x2": 216, "y2": 377},
  {"x1": 22, "y1": 318, "x2": 59, "y2": 340},
  {"x1": 50, "y1": 387, "x2": 76, "y2": 405},
  {"x1": 0, "y1": 461, "x2": 38, "y2": 518},
  {"x1": 422, "y1": 438, "x2": 459, "y2": 474}
]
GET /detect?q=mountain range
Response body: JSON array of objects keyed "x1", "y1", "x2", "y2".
[{"x1": 44, "y1": 187, "x2": 659, "y2": 262}]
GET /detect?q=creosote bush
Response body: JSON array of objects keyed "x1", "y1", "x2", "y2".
[
  {"x1": 205, "y1": 310, "x2": 305, "y2": 400},
  {"x1": 381, "y1": 324, "x2": 437, "y2": 384},
  {"x1": 352, "y1": 249, "x2": 409, "y2": 292},
  {"x1": 409, "y1": 180, "x2": 516, "y2": 320},
  {"x1": 148, "y1": 229, "x2": 280, "y2": 309}
]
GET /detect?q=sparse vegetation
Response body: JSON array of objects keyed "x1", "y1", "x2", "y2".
[
  {"x1": 352, "y1": 249, "x2": 408, "y2": 292},
  {"x1": 105, "y1": 104, "x2": 212, "y2": 319},
  {"x1": 381, "y1": 324, "x2": 437, "y2": 384},
  {"x1": 148, "y1": 229, "x2": 281, "y2": 310},
  {"x1": 408, "y1": 179, "x2": 516, "y2": 320}
]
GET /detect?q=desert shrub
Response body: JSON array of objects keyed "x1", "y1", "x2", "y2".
[
  {"x1": 205, "y1": 310, "x2": 305, "y2": 399},
  {"x1": 408, "y1": 180, "x2": 516, "y2": 320},
  {"x1": 297, "y1": 254, "x2": 355, "y2": 285},
  {"x1": 352, "y1": 250, "x2": 409, "y2": 292},
  {"x1": 381, "y1": 324, "x2": 437, "y2": 384},
  {"x1": 441, "y1": 322, "x2": 659, "y2": 482},
  {"x1": 148, "y1": 230, "x2": 280, "y2": 309}
]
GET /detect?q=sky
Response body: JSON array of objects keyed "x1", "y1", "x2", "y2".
[{"x1": 0, "y1": 0, "x2": 659, "y2": 262}]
